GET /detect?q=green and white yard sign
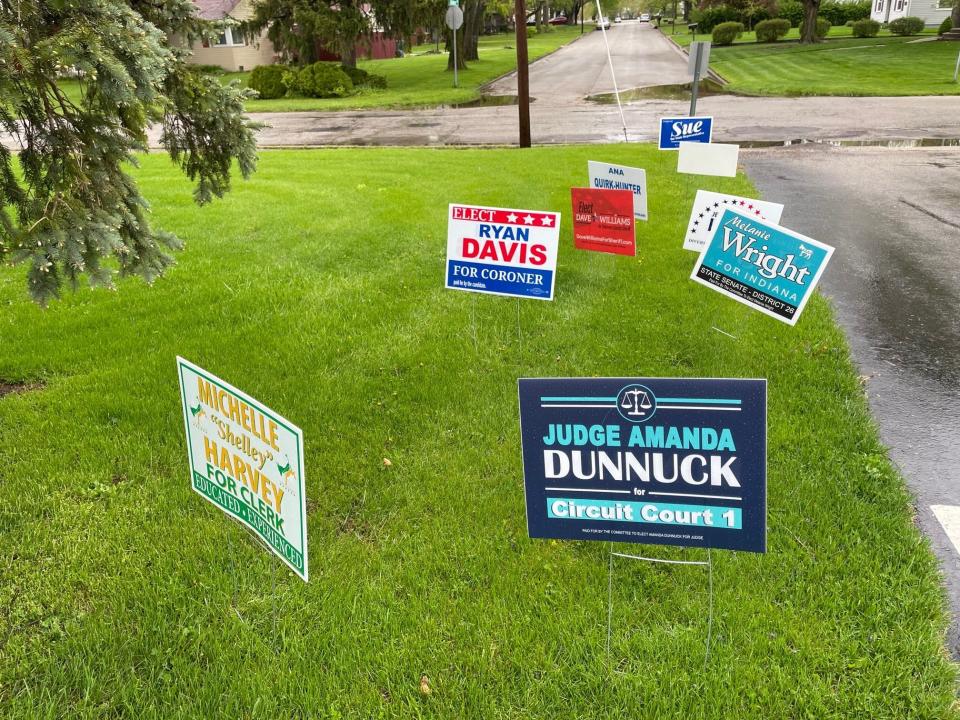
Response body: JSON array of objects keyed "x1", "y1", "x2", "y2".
[{"x1": 177, "y1": 357, "x2": 309, "y2": 581}]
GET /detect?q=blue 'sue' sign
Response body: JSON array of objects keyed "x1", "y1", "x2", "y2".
[
  {"x1": 518, "y1": 377, "x2": 766, "y2": 553},
  {"x1": 658, "y1": 116, "x2": 713, "y2": 150}
]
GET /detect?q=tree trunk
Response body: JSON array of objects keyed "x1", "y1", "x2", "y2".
[
  {"x1": 463, "y1": 0, "x2": 485, "y2": 62},
  {"x1": 800, "y1": 0, "x2": 821, "y2": 43},
  {"x1": 952, "y1": 0, "x2": 960, "y2": 28},
  {"x1": 340, "y1": 43, "x2": 357, "y2": 67},
  {"x1": 570, "y1": 1, "x2": 582, "y2": 24}
]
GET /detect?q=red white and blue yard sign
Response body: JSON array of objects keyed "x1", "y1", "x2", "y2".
[{"x1": 446, "y1": 203, "x2": 561, "y2": 301}]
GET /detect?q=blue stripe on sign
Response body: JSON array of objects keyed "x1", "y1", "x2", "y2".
[
  {"x1": 540, "y1": 397, "x2": 618, "y2": 402},
  {"x1": 546, "y1": 498, "x2": 742, "y2": 529},
  {"x1": 657, "y1": 398, "x2": 741, "y2": 405},
  {"x1": 446, "y1": 259, "x2": 552, "y2": 299}
]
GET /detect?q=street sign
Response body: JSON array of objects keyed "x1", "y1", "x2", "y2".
[
  {"x1": 658, "y1": 116, "x2": 713, "y2": 149},
  {"x1": 570, "y1": 188, "x2": 636, "y2": 256},
  {"x1": 688, "y1": 40, "x2": 711, "y2": 77},
  {"x1": 587, "y1": 160, "x2": 648, "y2": 221},
  {"x1": 690, "y1": 209, "x2": 834, "y2": 325},
  {"x1": 446, "y1": 203, "x2": 560, "y2": 300},
  {"x1": 445, "y1": 5, "x2": 464, "y2": 29},
  {"x1": 518, "y1": 377, "x2": 767, "y2": 553},
  {"x1": 177, "y1": 357, "x2": 309, "y2": 581}
]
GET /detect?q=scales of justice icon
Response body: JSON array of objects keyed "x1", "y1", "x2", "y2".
[{"x1": 620, "y1": 388, "x2": 653, "y2": 417}]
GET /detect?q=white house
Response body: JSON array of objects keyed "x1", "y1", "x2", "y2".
[{"x1": 871, "y1": 0, "x2": 952, "y2": 25}]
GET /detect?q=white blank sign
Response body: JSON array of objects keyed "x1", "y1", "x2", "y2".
[{"x1": 677, "y1": 142, "x2": 739, "y2": 178}]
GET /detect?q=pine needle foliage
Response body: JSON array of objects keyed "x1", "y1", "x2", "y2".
[{"x1": 0, "y1": 0, "x2": 259, "y2": 305}]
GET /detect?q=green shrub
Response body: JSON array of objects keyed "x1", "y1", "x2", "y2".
[
  {"x1": 691, "y1": 5, "x2": 741, "y2": 32},
  {"x1": 755, "y1": 18, "x2": 791, "y2": 41},
  {"x1": 939, "y1": 16, "x2": 953, "y2": 35},
  {"x1": 340, "y1": 65, "x2": 388, "y2": 90},
  {"x1": 282, "y1": 62, "x2": 354, "y2": 98},
  {"x1": 775, "y1": 1, "x2": 805, "y2": 27},
  {"x1": 526, "y1": 26, "x2": 536, "y2": 38},
  {"x1": 889, "y1": 15, "x2": 925, "y2": 35},
  {"x1": 820, "y1": 0, "x2": 870, "y2": 25},
  {"x1": 712, "y1": 20, "x2": 745, "y2": 44},
  {"x1": 248, "y1": 64, "x2": 289, "y2": 99},
  {"x1": 800, "y1": 16, "x2": 831, "y2": 38},
  {"x1": 851, "y1": 18, "x2": 880, "y2": 37},
  {"x1": 741, "y1": 6, "x2": 772, "y2": 29}
]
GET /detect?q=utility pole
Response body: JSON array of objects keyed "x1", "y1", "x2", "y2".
[{"x1": 515, "y1": 0, "x2": 532, "y2": 147}]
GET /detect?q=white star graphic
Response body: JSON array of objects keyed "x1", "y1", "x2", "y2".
[
  {"x1": 522, "y1": 214, "x2": 535, "y2": 225},
  {"x1": 540, "y1": 215, "x2": 554, "y2": 226},
  {"x1": 506, "y1": 213, "x2": 518, "y2": 223}
]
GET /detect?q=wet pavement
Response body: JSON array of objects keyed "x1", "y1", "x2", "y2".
[
  {"x1": 486, "y1": 20, "x2": 692, "y2": 100},
  {"x1": 743, "y1": 145, "x2": 960, "y2": 654},
  {"x1": 129, "y1": 95, "x2": 960, "y2": 149}
]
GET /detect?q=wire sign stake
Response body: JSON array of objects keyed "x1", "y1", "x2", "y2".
[
  {"x1": 518, "y1": 377, "x2": 767, "y2": 670},
  {"x1": 605, "y1": 545, "x2": 715, "y2": 668}
]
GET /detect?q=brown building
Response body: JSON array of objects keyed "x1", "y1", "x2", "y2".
[
  {"x1": 187, "y1": 0, "x2": 277, "y2": 72},
  {"x1": 184, "y1": 0, "x2": 398, "y2": 72}
]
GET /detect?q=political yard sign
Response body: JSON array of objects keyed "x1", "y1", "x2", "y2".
[
  {"x1": 683, "y1": 190, "x2": 784, "y2": 253},
  {"x1": 177, "y1": 357, "x2": 309, "y2": 581},
  {"x1": 658, "y1": 116, "x2": 713, "y2": 150},
  {"x1": 691, "y1": 209, "x2": 834, "y2": 325},
  {"x1": 570, "y1": 188, "x2": 636, "y2": 256},
  {"x1": 587, "y1": 161, "x2": 648, "y2": 220},
  {"x1": 518, "y1": 378, "x2": 766, "y2": 553},
  {"x1": 446, "y1": 203, "x2": 560, "y2": 301}
]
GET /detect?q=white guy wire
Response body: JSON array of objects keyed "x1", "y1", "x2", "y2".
[{"x1": 594, "y1": 0, "x2": 629, "y2": 142}]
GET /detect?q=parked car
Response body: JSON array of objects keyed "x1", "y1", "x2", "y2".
[
  {"x1": 548, "y1": 15, "x2": 568, "y2": 25},
  {"x1": 595, "y1": 17, "x2": 611, "y2": 30},
  {"x1": 614, "y1": 15, "x2": 622, "y2": 22},
  {"x1": 640, "y1": 13, "x2": 651, "y2": 22}
]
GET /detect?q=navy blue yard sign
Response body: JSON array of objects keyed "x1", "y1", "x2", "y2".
[{"x1": 518, "y1": 377, "x2": 767, "y2": 553}]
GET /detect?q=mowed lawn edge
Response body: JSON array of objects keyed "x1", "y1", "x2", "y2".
[
  {"x1": 233, "y1": 27, "x2": 585, "y2": 112},
  {"x1": 666, "y1": 29, "x2": 960, "y2": 96},
  {"x1": 0, "y1": 146, "x2": 956, "y2": 718}
]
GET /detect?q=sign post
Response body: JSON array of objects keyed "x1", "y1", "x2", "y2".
[
  {"x1": 515, "y1": 0, "x2": 532, "y2": 147},
  {"x1": 954, "y1": 48, "x2": 960, "y2": 83},
  {"x1": 445, "y1": 3, "x2": 464, "y2": 89},
  {"x1": 688, "y1": 40, "x2": 710, "y2": 116}
]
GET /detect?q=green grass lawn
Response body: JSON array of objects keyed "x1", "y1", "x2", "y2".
[
  {"x1": 668, "y1": 28, "x2": 959, "y2": 96},
  {"x1": 0, "y1": 146, "x2": 956, "y2": 718},
  {"x1": 228, "y1": 27, "x2": 583, "y2": 111},
  {"x1": 668, "y1": 24, "x2": 936, "y2": 46}
]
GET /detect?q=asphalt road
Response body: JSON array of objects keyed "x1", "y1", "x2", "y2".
[
  {"x1": 6, "y1": 25, "x2": 960, "y2": 150},
  {"x1": 486, "y1": 20, "x2": 692, "y2": 100},
  {"x1": 743, "y1": 145, "x2": 960, "y2": 654}
]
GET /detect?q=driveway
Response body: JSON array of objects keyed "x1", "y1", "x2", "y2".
[
  {"x1": 743, "y1": 145, "x2": 960, "y2": 655},
  {"x1": 218, "y1": 23, "x2": 960, "y2": 148},
  {"x1": 486, "y1": 20, "x2": 692, "y2": 100}
]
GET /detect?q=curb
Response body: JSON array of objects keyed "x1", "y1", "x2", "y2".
[{"x1": 659, "y1": 29, "x2": 728, "y2": 85}]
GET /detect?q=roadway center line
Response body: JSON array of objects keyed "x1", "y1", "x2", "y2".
[{"x1": 931, "y1": 505, "x2": 960, "y2": 555}]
